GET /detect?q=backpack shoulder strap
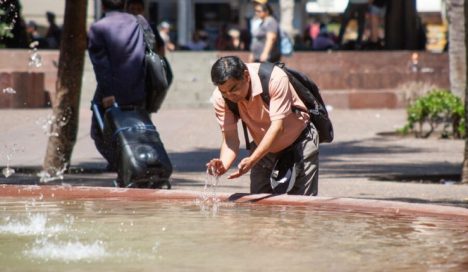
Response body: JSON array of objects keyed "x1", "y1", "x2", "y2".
[
  {"x1": 136, "y1": 15, "x2": 155, "y2": 52},
  {"x1": 258, "y1": 62, "x2": 276, "y2": 105}
]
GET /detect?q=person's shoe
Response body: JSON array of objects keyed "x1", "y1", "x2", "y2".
[{"x1": 113, "y1": 179, "x2": 124, "y2": 187}]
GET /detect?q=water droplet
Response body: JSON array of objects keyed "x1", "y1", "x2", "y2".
[
  {"x1": 28, "y1": 48, "x2": 43, "y2": 68},
  {"x1": 2, "y1": 87, "x2": 16, "y2": 94},
  {"x1": 29, "y1": 41, "x2": 39, "y2": 49},
  {"x1": 2, "y1": 167, "x2": 15, "y2": 178}
]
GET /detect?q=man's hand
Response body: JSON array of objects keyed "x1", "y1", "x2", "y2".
[
  {"x1": 206, "y1": 158, "x2": 227, "y2": 176},
  {"x1": 228, "y1": 156, "x2": 255, "y2": 179},
  {"x1": 102, "y1": 96, "x2": 116, "y2": 108}
]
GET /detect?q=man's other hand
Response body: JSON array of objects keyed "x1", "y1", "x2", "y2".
[
  {"x1": 206, "y1": 158, "x2": 227, "y2": 176},
  {"x1": 102, "y1": 96, "x2": 116, "y2": 108}
]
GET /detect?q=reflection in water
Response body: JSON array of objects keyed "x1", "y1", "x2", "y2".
[{"x1": 0, "y1": 198, "x2": 466, "y2": 271}]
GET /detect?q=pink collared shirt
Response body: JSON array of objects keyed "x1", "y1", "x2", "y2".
[{"x1": 211, "y1": 63, "x2": 310, "y2": 153}]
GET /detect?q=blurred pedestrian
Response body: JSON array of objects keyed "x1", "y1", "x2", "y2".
[
  {"x1": 26, "y1": 20, "x2": 47, "y2": 48},
  {"x1": 337, "y1": 0, "x2": 369, "y2": 49},
  {"x1": 45, "y1": 11, "x2": 62, "y2": 49},
  {"x1": 215, "y1": 23, "x2": 233, "y2": 50},
  {"x1": 186, "y1": 30, "x2": 208, "y2": 51},
  {"x1": 158, "y1": 21, "x2": 175, "y2": 53},
  {"x1": 369, "y1": 0, "x2": 387, "y2": 49},
  {"x1": 249, "y1": 0, "x2": 280, "y2": 63},
  {"x1": 313, "y1": 23, "x2": 337, "y2": 51}
]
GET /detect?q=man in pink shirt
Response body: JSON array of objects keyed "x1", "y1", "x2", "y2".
[{"x1": 206, "y1": 56, "x2": 319, "y2": 195}]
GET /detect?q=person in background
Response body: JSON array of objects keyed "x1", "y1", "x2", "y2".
[
  {"x1": 158, "y1": 21, "x2": 175, "y2": 53},
  {"x1": 45, "y1": 11, "x2": 62, "y2": 49},
  {"x1": 26, "y1": 20, "x2": 47, "y2": 48},
  {"x1": 88, "y1": 0, "x2": 148, "y2": 171},
  {"x1": 313, "y1": 23, "x2": 337, "y2": 51},
  {"x1": 207, "y1": 56, "x2": 319, "y2": 196},
  {"x1": 368, "y1": 0, "x2": 387, "y2": 49},
  {"x1": 215, "y1": 23, "x2": 233, "y2": 50},
  {"x1": 228, "y1": 28, "x2": 244, "y2": 50},
  {"x1": 186, "y1": 30, "x2": 208, "y2": 51},
  {"x1": 337, "y1": 0, "x2": 369, "y2": 49},
  {"x1": 249, "y1": 0, "x2": 280, "y2": 63}
]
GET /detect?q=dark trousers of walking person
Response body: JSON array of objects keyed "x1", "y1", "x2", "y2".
[{"x1": 337, "y1": 3, "x2": 368, "y2": 47}]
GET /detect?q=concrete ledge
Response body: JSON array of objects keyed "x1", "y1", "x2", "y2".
[
  {"x1": 1, "y1": 184, "x2": 467, "y2": 220},
  {"x1": 0, "y1": 50, "x2": 449, "y2": 109}
]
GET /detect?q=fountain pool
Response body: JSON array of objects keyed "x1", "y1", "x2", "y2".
[{"x1": 0, "y1": 185, "x2": 467, "y2": 271}]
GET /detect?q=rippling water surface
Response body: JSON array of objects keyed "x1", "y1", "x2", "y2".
[{"x1": 0, "y1": 198, "x2": 467, "y2": 271}]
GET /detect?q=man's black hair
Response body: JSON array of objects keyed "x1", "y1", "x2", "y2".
[
  {"x1": 102, "y1": 0, "x2": 125, "y2": 10},
  {"x1": 211, "y1": 56, "x2": 247, "y2": 86}
]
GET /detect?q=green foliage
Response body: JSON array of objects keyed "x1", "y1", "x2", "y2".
[
  {"x1": 400, "y1": 89, "x2": 465, "y2": 138},
  {"x1": 0, "y1": 8, "x2": 13, "y2": 39}
]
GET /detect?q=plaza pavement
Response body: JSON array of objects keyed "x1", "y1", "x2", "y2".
[{"x1": 1, "y1": 107, "x2": 467, "y2": 208}]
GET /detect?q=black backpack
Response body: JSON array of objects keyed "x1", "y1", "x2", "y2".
[{"x1": 225, "y1": 62, "x2": 334, "y2": 148}]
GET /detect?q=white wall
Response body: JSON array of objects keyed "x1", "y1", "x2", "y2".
[{"x1": 21, "y1": 0, "x2": 96, "y2": 29}]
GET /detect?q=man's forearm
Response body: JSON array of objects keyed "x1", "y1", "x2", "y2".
[
  {"x1": 250, "y1": 119, "x2": 283, "y2": 163},
  {"x1": 220, "y1": 130, "x2": 240, "y2": 170}
]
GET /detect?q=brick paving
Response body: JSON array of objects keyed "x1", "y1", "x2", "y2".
[{"x1": 0, "y1": 107, "x2": 467, "y2": 208}]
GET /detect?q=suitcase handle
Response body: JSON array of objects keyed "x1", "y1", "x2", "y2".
[{"x1": 92, "y1": 103, "x2": 105, "y2": 132}]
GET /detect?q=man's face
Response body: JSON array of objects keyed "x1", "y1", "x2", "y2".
[{"x1": 218, "y1": 71, "x2": 250, "y2": 103}]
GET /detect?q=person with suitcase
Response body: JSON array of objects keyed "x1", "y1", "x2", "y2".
[{"x1": 88, "y1": 0, "x2": 171, "y2": 188}]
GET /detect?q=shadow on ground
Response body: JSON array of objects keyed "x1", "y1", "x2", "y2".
[
  {"x1": 320, "y1": 138, "x2": 461, "y2": 182},
  {"x1": 0, "y1": 139, "x2": 460, "y2": 186}
]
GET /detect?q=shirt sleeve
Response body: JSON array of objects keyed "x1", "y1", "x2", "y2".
[
  {"x1": 268, "y1": 69, "x2": 293, "y2": 121},
  {"x1": 211, "y1": 88, "x2": 238, "y2": 131},
  {"x1": 264, "y1": 17, "x2": 279, "y2": 34},
  {"x1": 88, "y1": 24, "x2": 112, "y2": 99}
]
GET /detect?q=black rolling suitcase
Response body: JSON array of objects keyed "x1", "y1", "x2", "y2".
[{"x1": 93, "y1": 103, "x2": 172, "y2": 189}]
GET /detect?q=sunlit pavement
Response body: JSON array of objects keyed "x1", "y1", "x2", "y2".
[{"x1": 0, "y1": 107, "x2": 467, "y2": 208}]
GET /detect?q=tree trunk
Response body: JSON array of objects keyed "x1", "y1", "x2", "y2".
[
  {"x1": 462, "y1": 0, "x2": 468, "y2": 184},
  {"x1": 43, "y1": 0, "x2": 88, "y2": 175},
  {"x1": 448, "y1": 0, "x2": 466, "y2": 99}
]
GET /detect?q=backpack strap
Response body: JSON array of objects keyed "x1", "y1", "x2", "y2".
[
  {"x1": 258, "y1": 62, "x2": 275, "y2": 105},
  {"x1": 136, "y1": 15, "x2": 156, "y2": 53}
]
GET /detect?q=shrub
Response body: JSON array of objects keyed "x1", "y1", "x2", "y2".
[
  {"x1": 0, "y1": 8, "x2": 13, "y2": 39},
  {"x1": 399, "y1": 89, "x2": 465, "y2": 138}
]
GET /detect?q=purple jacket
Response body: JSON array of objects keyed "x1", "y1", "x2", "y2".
[{"x1": 88, "y1": 11, "x2": 146, "y2": 106}]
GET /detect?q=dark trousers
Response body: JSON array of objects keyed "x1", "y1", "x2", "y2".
[
  {"x1": 337, "y1": 3, "x2": 368, "y2": 46},
  {"x1": 91, "y1": 111, "x2": 117, "y2": 170},
  {"x1": 250, "y1": 123, "x2": 319, "y2": 196}
]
